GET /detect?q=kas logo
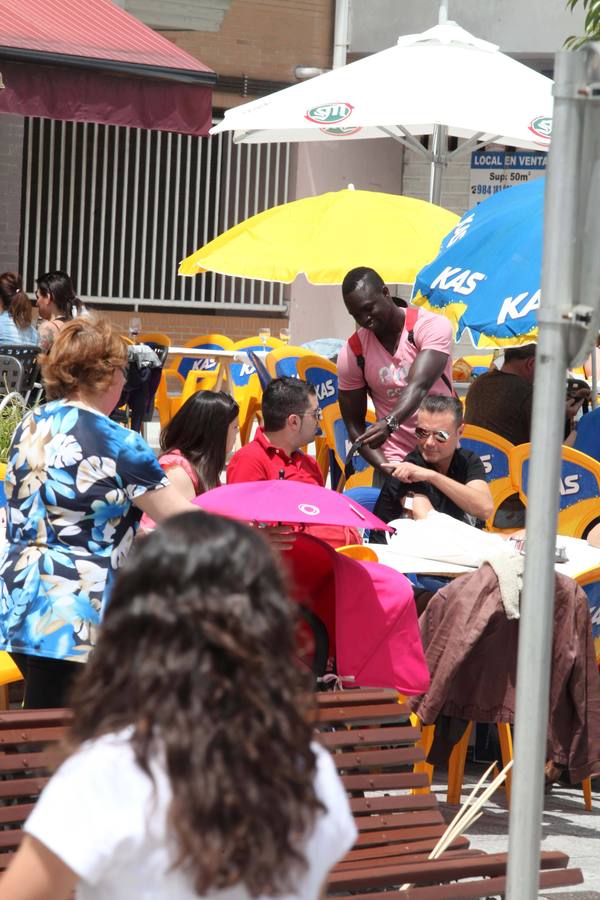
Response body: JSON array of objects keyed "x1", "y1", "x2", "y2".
[
  {"x1": 497, "y1": 290, "x2": 540, "y2": 325},
  {"x1": 430, "y1": 266, "x2": 486, "y2": 296},
  {"x1": 480, "y1": 454, "x2": 493, "y2": 476},
  {"x1": 446, "y1": 213, "x2": 475, "y2": 248},
  {"x1": 528, "y1": 116, "x2": 552, "y2": 144},
  {"x1": 316, "y1": 379, "x2": 336, "y2": 401},
  {"x1": 305, "y1": 102, "x2": 354, "y2": 124},
  {"x1": 559, "y1": 474, "x2": 580, "y2": 496},
  {"x1": 298, "y1": 503, "x2": 320, "y2": 516},
  {"x1": 240, "y1": 363, "x2": 255, "y2": 377}
]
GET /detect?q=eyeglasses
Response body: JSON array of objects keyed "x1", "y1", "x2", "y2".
[
  {"x1": 415, "y1": 427, "x2": 450, "y2": 443},
  {"x1": 298, "y1": 407, "x2": 323, "y2": 422}
]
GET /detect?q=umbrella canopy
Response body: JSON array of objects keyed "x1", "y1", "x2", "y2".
[
  {"x1": 412, "y1": 177, "x2": 544, "y2": 348},
  {"x1": 179, "y1": 187, "x2": 458, "y2": 285},
  {"x1": 210, "y1": 20, "x2": 553, "y2": 203},
  {"x1": 192, "y1": 480, "x2": 393, "y2": 531},
  {"x1": 286, "y1": 533, "x2": 429, "y2": 695}
]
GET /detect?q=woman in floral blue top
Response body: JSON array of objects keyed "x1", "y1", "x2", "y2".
[{"x1": 0, "y1": 318, "x2": 193, "y2": 707}]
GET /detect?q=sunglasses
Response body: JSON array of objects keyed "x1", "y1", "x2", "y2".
[{"x1": 415, "y1": 427, "x2": 450, "y2": 443}]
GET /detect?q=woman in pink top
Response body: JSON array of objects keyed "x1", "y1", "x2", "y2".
[{"x1": 141, "y1": 390, "x2": 239, "y2": 529}]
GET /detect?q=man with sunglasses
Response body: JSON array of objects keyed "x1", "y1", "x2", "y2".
[{"x1": 371, "y1": 395, "x2": 493, "y2": 540}]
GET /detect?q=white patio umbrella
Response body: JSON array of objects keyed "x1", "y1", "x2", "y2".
[{"x1": 211, "y1": 20, "x2": 553, "y2": 204}]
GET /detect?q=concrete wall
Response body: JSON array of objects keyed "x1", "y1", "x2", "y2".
[
  {"x1": 0, "y1": 115, "x2": 24, "y2": 274},
  {"x1": 350, "y1": 0, "x2": 586, "y2": 59},
  {"x1": 288, "y1": 138, "x2": 405, "y2": 344}
]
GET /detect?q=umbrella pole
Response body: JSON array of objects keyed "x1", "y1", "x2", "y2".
[
  {"x1": 505, "y1": 48, "x2": 596, "y2": 899},
  {"x1": 429, "y1": 123, "x2": 448, "y2": 205}
]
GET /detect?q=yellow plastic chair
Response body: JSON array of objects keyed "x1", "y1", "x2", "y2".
[
  {"x1": 155, "y1": 333, "x2": 234, "y2": 427},
  {"x1": 296, "y1": 355, "x2": 338, "y2": 412},
  {"x1": 411, "y1": 716, "x2": 591, "y2": 810},
  {"x1": 231, "y1": 336, "x2": 284, "y2": 444},
  {"x1": 321, "y1": 402, "x2": 376, "y2": 491},
  {"x1": 265, "y1": 345, "x2": 315, "y2": 380},
  {"x1": 336, "y1": 544, "x2": 378, "y2": 561},
  {"x1": 575, "y1": 565, "x2": 600, "y2": 671},
  {"x1": 460, "y1": 424, "x2": 520, "y2": 532},
  {"x1": 0, "y1": 652, "x2": 23, "y2": 709},
  {"x1": 510, "y1": 442, "x2": 600, "y2": 538}
]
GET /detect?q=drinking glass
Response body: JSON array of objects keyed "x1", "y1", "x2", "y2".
[
  {"x1": 128, "y1": 316, "x2": 141, "y2": 342},
  {"x1": 279, "y1": 327, "x2": 290, "y2": 344},
  {"x1": 258, "y1": 327, "x2": 271, "y2": 346}
]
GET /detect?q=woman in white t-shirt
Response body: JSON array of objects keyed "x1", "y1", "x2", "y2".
[{"x1": 0, "y1": 512, "x2": 356, "y2": 900}]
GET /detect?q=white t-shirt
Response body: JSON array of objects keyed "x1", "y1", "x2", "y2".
[{"x1": 25, "y1": 733, "x2": 356, "y2": 900}]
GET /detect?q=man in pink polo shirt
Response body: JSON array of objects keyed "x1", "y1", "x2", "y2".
[{"x1": 337, "y1": 267, "x2": 453, "y2": 483}]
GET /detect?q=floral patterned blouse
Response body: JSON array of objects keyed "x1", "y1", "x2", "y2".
[{"x1": 0, "y1": 401, "x2": 168, "y2": 663}]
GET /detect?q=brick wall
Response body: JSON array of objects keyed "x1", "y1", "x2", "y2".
[
  {"x1": 80, "y1": 309, "x2": 289, "y2": 346},
  {"x1": 0, "y1": 115, "x2": 24, "y2": 274},
  {"x1": 162, "y1": 0, "x2": 334, "y2": 108}
]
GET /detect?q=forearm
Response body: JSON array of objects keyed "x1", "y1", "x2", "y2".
[{"x1": 428, "y1": 472, "x2": 493, "y2": 519}]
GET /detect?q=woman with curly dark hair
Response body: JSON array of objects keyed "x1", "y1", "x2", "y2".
[
  {"x1": 36, "y1": 270, "x2": 84, "y2": 352},
  {"x1": 0, "y1": 512, "x2": 356, "y2": 900}
]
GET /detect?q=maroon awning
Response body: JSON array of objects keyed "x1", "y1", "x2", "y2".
[{"x1": 0, "y1": 0, "x2": 215, "y2": 136}]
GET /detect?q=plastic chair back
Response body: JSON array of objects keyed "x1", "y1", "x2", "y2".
[
  {"x1": 460, "y1": 424, "x2": 516, "y2": 529},
  {"x1": 230, "y1": 337, "x2": 284, "y2": 444},
  {"x1": 511, "y1": 442, "x2": 600, "y2": 538},
  {"x1": 296, "y1": 355, "x2": 339, "y2": 411},
  {"x1": 0, "y1": 355, "x2": 24, "y2": 395},
  {"x1": 336, "y1": 544, "x2": 378, "y2": 562},
  {"x1": 265, "y1": 345, "x2": 314, "y2": 380},
  {"x1": 230, "y1": 336, "x2": 283, "y2": 389},
  {"x1": 321, "y1": 402, "x2": 375, "y2": 475},
  {"x1": 174, "y1": 333, "x2": 234, "y2": 380},
  {"x1": 575, "y1": 566, "x2": 600, "y2": 668},
  {"x1": 0, "y1": 345, "x2": 40, "y2": 403}
]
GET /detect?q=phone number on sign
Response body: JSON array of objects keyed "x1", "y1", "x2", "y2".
[{"x1": 470, "y1": 184, "x2": 507, "y2": 195}]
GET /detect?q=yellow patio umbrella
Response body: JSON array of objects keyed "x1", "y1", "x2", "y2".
[{"x1": 178, "y1": 187, "x2": 459, "y2": 285}]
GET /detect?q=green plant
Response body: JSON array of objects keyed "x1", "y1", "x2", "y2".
[
  {"x1": 0, "y1": 400, "x2": 24, "y2": 465},
  {"x1": 565, "y1": 0, "x2": 600, "y2": 48}
]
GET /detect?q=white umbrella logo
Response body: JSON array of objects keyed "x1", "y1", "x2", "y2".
[
  {"x1": 304, "y1": 103, "x2": 353, "y2": 124},
  {"x1": 298, "y1": 503, "x2": 320, "y2": 516}
]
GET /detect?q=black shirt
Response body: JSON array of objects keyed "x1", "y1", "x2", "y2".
[{"x1": 370, "y1": 447, "x2": 487, "y2": 543}]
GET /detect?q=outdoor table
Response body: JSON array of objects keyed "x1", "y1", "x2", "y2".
[
  {"x1": 366, "y1": 532, "x2": 600, "y2": 581},
  {"x1": 166, "y1": 347, "x2": 267, "y2": 394}
]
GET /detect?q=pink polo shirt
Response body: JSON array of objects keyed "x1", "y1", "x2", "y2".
[{"x1": 337, "y1": 307, "x2": 453, "y2": 461}]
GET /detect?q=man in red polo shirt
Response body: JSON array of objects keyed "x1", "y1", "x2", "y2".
[
  {"x1": 227, "y1": 377, "x2": 359, "y2": 547},
  {"x1": 227, "y1": 376, "x2": 324, "y2": 485}
]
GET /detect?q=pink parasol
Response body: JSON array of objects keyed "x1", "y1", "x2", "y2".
[{"x1": 193, "y1": 480, "x2": 393, "y2": 531}]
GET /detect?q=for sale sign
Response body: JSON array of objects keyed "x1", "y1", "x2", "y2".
[{"x1": 469, "y1": 150, "x2": 547, "y2": 208}]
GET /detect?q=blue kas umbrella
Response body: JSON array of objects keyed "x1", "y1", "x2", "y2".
[{"x1": 413, "y1": 177, "x2": 544, "y2": 348}]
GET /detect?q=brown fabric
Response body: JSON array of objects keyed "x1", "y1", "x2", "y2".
[
  {"x1": 464, "y1": 368, "x2": 533, "y2": 445},
  {"x1": 410, "y1": 564, "x2": 600, "y2": 783}
]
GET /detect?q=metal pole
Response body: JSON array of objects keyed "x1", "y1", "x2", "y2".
[
  {"x1": 429, "y1": 124, "x2": 447, "y2": 205},
  {"x1": 333, "y1": 0, "x2": 350, "y2": 68},
  {"x1": 505, "y1": 49, "x2": 586, "y2": 899},
  {"x1": 438, "y1": 0, "x2": 449, "y2": 24}
]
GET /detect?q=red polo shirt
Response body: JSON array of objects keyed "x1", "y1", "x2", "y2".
[{"x1": 226, "y1": 428, "x2": 324, "y2": 485}]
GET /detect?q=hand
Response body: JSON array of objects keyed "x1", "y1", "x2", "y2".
[
  {"x1": 381, "y1": 461, "x2": 431, "y2": 483},
  {"x1": 565, "y1": 394, "x2": 587, "y2": 418},
  {"x1": 260, "y1": 524, "x2": 297, "y2": 552},
  {"x1": 356, "y1": 418, "x2": 392, "y2": 449}
]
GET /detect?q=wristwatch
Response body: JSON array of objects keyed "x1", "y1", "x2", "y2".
[{"x1": 384, "y1": 414, "x2": 400, "y2": 434}]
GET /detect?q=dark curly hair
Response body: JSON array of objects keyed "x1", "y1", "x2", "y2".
[{"x1": 68, "y1": 511, "x2": 320, "y2": 896}]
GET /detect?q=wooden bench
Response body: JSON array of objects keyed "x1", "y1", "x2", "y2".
[
  {"x1": 0, "y1": 698, "x2": 585, "y2": 898},
  {"x1": 316, "y1": 689, "x2": 584, "y2": 898}
]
